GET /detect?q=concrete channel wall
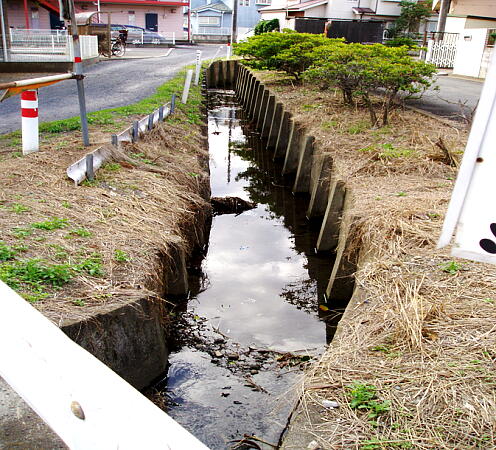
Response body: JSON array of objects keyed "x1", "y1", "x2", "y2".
[{"x1": 206, "y1": 60, "x2": 359, "y2": 304}]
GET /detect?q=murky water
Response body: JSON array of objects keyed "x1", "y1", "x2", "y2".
[{"x1": 155, "y1": 92, "x2": 340, "y2": 449}]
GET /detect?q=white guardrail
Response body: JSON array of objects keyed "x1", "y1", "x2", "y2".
[{"x1": 0, "y1": 280, "x2": 208, "y2": 449}]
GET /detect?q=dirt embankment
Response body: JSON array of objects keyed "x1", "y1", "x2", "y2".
[
  {"x1": 250, "y1": 73, "x2": 496, "y2": 449},
  {"x1": 0, "y1": 111, "x2": 210, "y2": 386}
]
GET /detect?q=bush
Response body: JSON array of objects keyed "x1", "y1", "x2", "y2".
[
  {"x1": 234, "y1": 31, "x2": 336, "y2": 81},
  {"x1": 304, "y1": 43, "x2": 436, "y2": 126},
  {"x1": 254, "y1": 19, "x2": 279, "y2": 35},
  {"x1": 385, "y1": 35, "x2": 418, "y2": 48}
]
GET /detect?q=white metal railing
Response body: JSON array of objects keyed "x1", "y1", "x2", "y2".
[
  {"x1": 7, "y1": 30, "x2": 97, "y2": 62},
  {"x1": 196, "y1": 27, "x2": 231, "y2": 36},
  {"x1": 0, "y1": 281, "x2": 208, "y2": 449}
]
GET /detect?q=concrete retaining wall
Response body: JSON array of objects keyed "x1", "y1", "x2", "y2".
[{"x1": 207, "y1": 60, "x2": 360, "y2": 305}]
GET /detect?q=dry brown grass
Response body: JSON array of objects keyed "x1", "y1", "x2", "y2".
[
  {"x1": 254, "y1": 71, "x2": 496, "y2": 448},
  {"x1": 0, "y1": 114, "x2": 209, "y2": 325}
]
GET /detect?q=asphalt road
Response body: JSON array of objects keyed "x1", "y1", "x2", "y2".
[
  {"x1": 0, "y1": 44, "x2": 223, "y2": 134},
  {"x1": 405, "y1": 74, "x2": 483, "y2": 121}
]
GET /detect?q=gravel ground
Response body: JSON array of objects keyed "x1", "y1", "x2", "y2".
[{"x1": 0, "y1": 44, "x2": 222, "y2": 134}]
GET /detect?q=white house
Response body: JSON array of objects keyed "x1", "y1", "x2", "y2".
[{"x1": 430, "y1": 0, "x2": 496, "y2": 78}]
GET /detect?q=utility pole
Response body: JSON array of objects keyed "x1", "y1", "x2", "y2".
[
  {"x1": 436, "y1": 0, "x2": 451, "y2": 34},
  {"x1": 231, "y1": 0, "x2": 238, "y2": 45},
  {"x1": 61, "y1": 0, "x2": 90, "y2": 146}
]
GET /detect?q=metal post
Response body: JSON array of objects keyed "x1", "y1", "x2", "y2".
[
  {"x1": 132, "y1": 120, "x2": 139, "y2": 142},
  {"x1": 111, "y1": 134, "x2": 118, "y2": 147},
  {"x1": 85, "y1": 154, "x2": 94, "y2": 181},
  {"x1": 0, "y1": 0, "x2": 9, "y2": 62},
  {"x1": 158, "y1": 106, "x2": 164, "y2": 121},
  {"x1": 171, "y1": 93, "x2": 176, "y2": 114},
  {"x1": 148, "y1": 113, "x2": 154, "y2": 130},
  {"x1": 68, "y1": 0, "x2": 90, "y2": 146}
]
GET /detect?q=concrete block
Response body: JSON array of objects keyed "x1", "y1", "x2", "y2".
[
  {"x1": 307, "y1": 153, "x2": 333, "y2": 219},
  {"x1": 316, "y1": 179, "x2": 346, "y2": 252},
  {"x1": 267, "y1": 102, "x2": 283, "y2": 150},
  {"x1": 217, "y1": 61, "x2": 224, "y2": 88},
  {"x1": 325, "y1": 201, "x2": 360, "y2": 303},
  {"x1": 261, "y1": 94, "x2": 276, "y2": 139},
  {"x1": 256, "y1": 89, "x2": 270, "y2": 131},
  {"x1": 282, "y1": 122, "x2": 304, "y2": 175},
  {"x1": 273, "y1": 111, "x2": 292, "y2": 160},
  {"x1": 293, "y1": 135, "x2": 315, "y2": 193},
  {"x1": 165, "y1": 245, "x2": 189, "y2": 298},
  {"x1": 251, "y1": 83, "x2": 264, "y2": 121}
]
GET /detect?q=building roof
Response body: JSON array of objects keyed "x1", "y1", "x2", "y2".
[
  {"x1": 260, "y1": 0, "x2": 327, "y2": 13},
  {"x1": 192, "y1": 1, "x2": 231, "y2": 13},
  {"x1": 352, "y1": 7, "x2": 375, "y2": 14}
]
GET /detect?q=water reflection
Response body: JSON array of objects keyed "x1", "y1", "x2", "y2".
[{"x1": 163, "y1": 92, "x2": 342, "y2": 449}]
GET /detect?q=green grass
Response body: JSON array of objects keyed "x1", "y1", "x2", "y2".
[
  {"x1": 114, "y1": 249, "x2": 131, "y2": 263},
  {"x1": 103, "y1": 162, "x2": 121, "y2": 172},
  {"x1": 10, "y1": 203, "x2": 30, "y2": 213},
  {"x1": 0, "y1": 259, "x2": 73, "y2": 290},
  {"x1": 440, "y1": 261, "x2": 461, "y2": 275},
  {"x1": 0, "y1": 242, "x2": 18, "y2": 261},
  {"x1": 66, "y1": 228, "x2": 92, "y2": 238},
  {"x1": 378, "y1": 143, "x2": 414, "y2": 159},
  {"x1": 74, "y1": 253, "x2": 104, "y2": 277},
  {"x1": 347, "y1": 382, "x2": 390, "y2": 419},
  {"x1": 31, "y1": 217, "x2": 68, "y2": 230},
  {"x1": 12, "y1": 227, "x2": 32, "y2": 239}
]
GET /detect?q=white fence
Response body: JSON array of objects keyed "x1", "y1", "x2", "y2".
[
  {"x1": 426, "y1": 33, "x2": 459, "y2": 68},
  {"x1": 196, "y1": 26, "x2": 231, "y2": 36},
  {"x1": 4, "y1": 29, "x2": 98, "y2": 62}
]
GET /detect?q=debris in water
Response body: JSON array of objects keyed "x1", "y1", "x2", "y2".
[{"x1": 211, "y1": 196, "x2": 257, "y2": 216}]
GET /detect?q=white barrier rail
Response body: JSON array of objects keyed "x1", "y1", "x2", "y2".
[{"x1": 0, "y1": 280, "x2": 208, "y2": 449}]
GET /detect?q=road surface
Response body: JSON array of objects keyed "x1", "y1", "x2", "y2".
[
  {"x1": 405, "y1": 74, "x2": 483, "y2": 121},
  {"x1": 0, "y1": 44, "x2": 223, "y2": 134}
]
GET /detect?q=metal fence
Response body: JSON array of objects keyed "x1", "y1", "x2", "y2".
[
  {"x1": 426, "y1": 32, "x2": 459, "y2": 68},
  {"x1": 3, "y1": 29, "x2": 98, "y2": 62}
]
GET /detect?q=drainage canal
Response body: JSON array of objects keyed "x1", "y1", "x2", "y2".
[{"x1": 151, "y1": 91, "x2": 342, "y2": 449}]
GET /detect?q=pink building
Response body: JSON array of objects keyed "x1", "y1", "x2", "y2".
[
  {"x1": 5, "y1": 0, "x2": 188, "y2": 38},
  {"x1": 77, "y1": 0, "x2": 188, "y2": 36}
]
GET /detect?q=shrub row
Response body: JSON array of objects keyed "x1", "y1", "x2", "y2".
[{"x1": 234, "y1": 31, "x2": 436, "y2": 126}]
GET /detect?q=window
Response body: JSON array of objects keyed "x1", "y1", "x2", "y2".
[
  {"x1": 198, "y1": 16, "x2": 220, "y2": 25},
  {"x1": 240, "y1": 0, "x2": 250, "y2": 6},
  {"x1": 255, "y1": 0, "x2": 270, "y2": 4}
]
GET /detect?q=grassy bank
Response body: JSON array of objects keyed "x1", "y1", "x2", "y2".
[{"x1": 0, "y1": 66, "x2": 208, "y2": 323}]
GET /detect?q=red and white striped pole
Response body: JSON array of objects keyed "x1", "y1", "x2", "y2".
[{"x1": 21, "y1": 89, "x2": 39, "y2": 155}]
